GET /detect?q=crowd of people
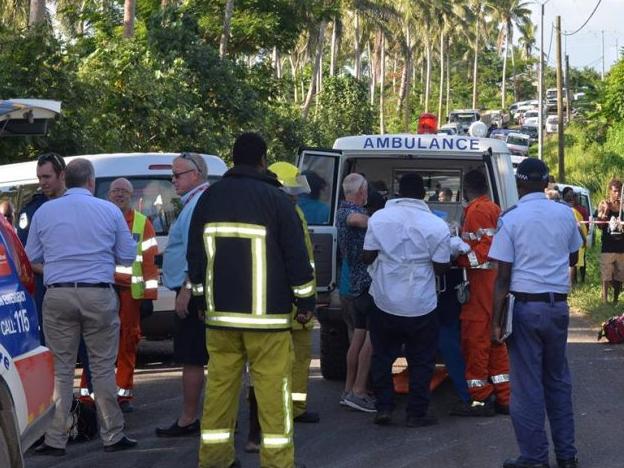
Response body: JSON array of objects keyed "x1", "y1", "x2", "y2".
[{"x1": 0, "y1": 138, "x2": 603, "y2": 468}]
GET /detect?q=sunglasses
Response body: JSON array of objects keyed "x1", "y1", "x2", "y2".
[
  {"x1": 37, "y1": 152, "x2": 66, "y2": 173},
  {"x1": 172, "y1": 169, "x2": 196, "y2": 179}
]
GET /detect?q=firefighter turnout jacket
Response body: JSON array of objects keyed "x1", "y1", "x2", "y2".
[
  {"x1": 115, "y1": 209, "x2": 159, "y2": 299},
  {"x1": 187, "y1": 165, "x2": 316, "y2": 331}
]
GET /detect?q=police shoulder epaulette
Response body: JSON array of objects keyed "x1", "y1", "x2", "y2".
[{"x1": 499, "y1": 204, "x2": 517, "y2": 218}]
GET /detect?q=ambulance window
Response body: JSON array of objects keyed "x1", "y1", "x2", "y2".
[
  {"x1": 392, "y1": 169, "x2": 463, "y2": 225},
  {"x1": 298, "y1": 155, "x2": 337, "y2": 225}
]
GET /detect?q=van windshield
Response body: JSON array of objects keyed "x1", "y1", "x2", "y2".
[{"x1": 95, "y1": 176, "x2": 220, "y2": 235}]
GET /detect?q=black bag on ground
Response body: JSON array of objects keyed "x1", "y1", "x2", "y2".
[{"x1": 67, "y1": 397, "x2": 98, "y2": 442}]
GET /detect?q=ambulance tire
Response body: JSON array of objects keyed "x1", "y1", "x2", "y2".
[
  {"x1": 0, "y1": 426, "x2": 10, "y2": 468},
  {"x1": 320, "y1": 320, "x2": 349, "y2": 380}
]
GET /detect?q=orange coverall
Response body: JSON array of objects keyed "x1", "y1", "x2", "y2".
[
  {"x1": 456, "y1": 195, "x2": 510, "y2": 405},
  {"x1": 80, "y1": 210, "x2": 158, "y2": 401}
]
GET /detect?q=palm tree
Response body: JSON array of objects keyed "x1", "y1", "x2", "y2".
[
  {"x1": 492, "y1": 0, "x2": 531, "y2": 108},
  {"x1": 29, "y1": 0, "x2": 46, "y2": 25},
  {"x1": 123, "y1": 0, "x2": 135, "y2": 38}
]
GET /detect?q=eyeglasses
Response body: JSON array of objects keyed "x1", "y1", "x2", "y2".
[
  {"x1": 110, "y1": 188, "x2": 131, "y2": 195},
  {"x1": 180, "y1": 152, "x2": 202, "y2": 174},
  {"x1": 172, "y1": 169, "x2": 196, "y2": 179},
  {"x1": 37, "y1": 152, "x2": 66, "y2": 173}
]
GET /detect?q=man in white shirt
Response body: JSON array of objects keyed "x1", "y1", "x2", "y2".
[{"x1": 363, "y1": 173, "x2": 451, "y2": 427}]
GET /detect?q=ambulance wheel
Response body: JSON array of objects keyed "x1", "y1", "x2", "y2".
[
  {"x1": 320, "y1": 320, "x2": 349, "y2": 381},
  {"x1": 0, "y1": 427, "x2": 10, "y2": 468}
]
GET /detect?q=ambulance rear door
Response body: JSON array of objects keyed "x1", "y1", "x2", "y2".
[
  {"x1": 296, "y1": 149, "x2": 342, "y2": 298},
  {"x1": 485, "y1": 149, "x2": 518, "y2": 210}
]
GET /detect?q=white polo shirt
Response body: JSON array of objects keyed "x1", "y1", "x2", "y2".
[{"x1": 364, "y1": 198, "x2": 451, "y2": 317}]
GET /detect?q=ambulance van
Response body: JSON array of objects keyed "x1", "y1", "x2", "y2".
[
  {"x1": 298, "y1": 128, "x2": 518, "y2": 379},
  {"x1": 0, "y1": 153, "x2": 228, "y2": 340}
]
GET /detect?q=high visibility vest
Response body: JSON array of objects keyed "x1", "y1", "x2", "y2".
[
  {"x1": 115, "y1": 211, "x2": 154, "y2": 299},
  {"x1": 292, "y1": 206, "x2": 316, "y2": 330}
]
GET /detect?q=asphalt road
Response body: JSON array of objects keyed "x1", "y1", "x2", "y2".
[{"x1": 24, "y1": 313, "x2": 623, "y2": 468}]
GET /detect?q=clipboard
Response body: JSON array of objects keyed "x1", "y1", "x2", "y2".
[{"x1": 498, "y1": 294, "x2": 514, "y2": 341}]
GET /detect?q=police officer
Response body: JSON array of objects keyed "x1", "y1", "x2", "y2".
[
  {"x1": 490, "y1": 159, "x2": 581, "y2": 468},
  {"x1": 17, "y1": 152, "x2": 66, "y2": 344},
  {"x1": 187, "y1": 133, "x2": 315, "y2": 468}
]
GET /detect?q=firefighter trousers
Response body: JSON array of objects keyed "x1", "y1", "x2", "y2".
[
  {"x1": 291, "y1": 326, "x2": 312, "y2": 417},
  {"x1": 199, "y1": 329, "x2": 294, "y2": 468},
  {"x1": 116, "y1": 288, "x2": 142, "y2": 399},
  {"x1": 461, "y1": 318, "x2": 511, "y2": 404}
]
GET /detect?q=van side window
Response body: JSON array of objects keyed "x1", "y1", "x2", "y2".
[{"x1": 298, "y1": 156, "x2": 337, "y2": 226}]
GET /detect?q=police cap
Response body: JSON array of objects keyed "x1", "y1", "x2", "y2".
[{"x1": 515, "y1": 158, "x2": 549, "y2": 182}]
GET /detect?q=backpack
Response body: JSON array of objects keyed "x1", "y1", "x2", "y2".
[
  {"x1": 598, "y1": 315, "x2": 624, "y2": 344},
  {"x1": 66, "y1": 398, "x2": 98, "y2": 442}
]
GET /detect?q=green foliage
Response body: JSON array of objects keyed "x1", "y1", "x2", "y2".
[
  {"x1": 316, "y1": 76, "x2": 374, "y2": 146},
  {"x1": 603, "y1": 59, "x2": 624, "y2": 123}
]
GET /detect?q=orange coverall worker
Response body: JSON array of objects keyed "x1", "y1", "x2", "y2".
[
  {"x1": 80, "y1": 210, "x2": 159, "y2": 402},
  {"x1": 456, "y1": 195, "x2": 511, "y2": 405}
]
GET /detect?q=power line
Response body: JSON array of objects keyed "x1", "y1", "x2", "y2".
[{"x1": 563, "y1": 0, "x2": 602, "y2": 36}]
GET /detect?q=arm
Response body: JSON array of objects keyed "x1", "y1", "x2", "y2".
[
  {"x1": 114, "y1": 211, "x2": 137, "y2": 266},
  {"x1": 24, "y1": 213, "x2": 44, "y2": 265},
  {"x1": 456, "y1": 208, "x2": 498, "y2": 268},
  {"x1": 491, "y1": 261, "x2": 512, "y2": 344},
  {"x1": 347, "y1": 212, "x2": 368, "y2": 229}
]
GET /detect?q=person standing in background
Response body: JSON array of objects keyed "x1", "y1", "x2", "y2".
[
  {"x1": 596, "y1": 178, "x2": 624, "y2": 303},
  {"x1": 26, "y1": 158, "x2": 138, "y2": 455}
]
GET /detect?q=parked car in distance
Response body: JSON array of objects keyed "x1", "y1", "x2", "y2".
[
  {"x1": 523, "y1": 109, "x2": 540, "y2": 127},
  {"x1": 519, "y1": 125, "x2": 539, "y2": 144},
  {"x1": 437, "y1": 123, "x2": 460, "y2": 135},
  {"x1": 506, "y1": 131, "x2": 530, "y2": 156},
  {"x1": 489, "y1": 128, "x2": 511, "y2": 141},
  {"x1": 545, "y1": 115, "x2": 559, "y2": 133}
]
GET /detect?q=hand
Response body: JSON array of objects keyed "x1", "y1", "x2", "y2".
[
  {"x1": 598, "y1": 200, "x2": 610, "y2": 218},
  {"x1": 295, "y1": 309, "x2": 313, "y2": 324},
  {"x1": 491, "y1": 323, "x2": 503, "y2": 344},
  {"x1": 175, "y1": 288, "x2": 191, "y2": 319}
]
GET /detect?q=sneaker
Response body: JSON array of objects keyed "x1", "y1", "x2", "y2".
[
  {"x1": 373, "y1": 410, "x2": 393, "y2": 425},
  {"x1": 343, "y1": 392, "x2": 377, "y2": 413},
  {"x1": 449, "y1": 398, "x2": 495, "y2": 417},
  {"x1": 406, "y1": 414, "x2": 438, "y2": 428},
  {"x1": 339, "y1": 391, "x2": 349, "y2": 406}
]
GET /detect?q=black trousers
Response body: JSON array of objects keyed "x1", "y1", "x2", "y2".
[{"x1": 369, "y1": 304, "x2": 439, "y2": 417}]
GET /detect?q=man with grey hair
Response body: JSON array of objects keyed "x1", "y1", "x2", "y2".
[
  {"x1": 26, "y1": 158, "x2": 138, "y2": 455},
  {"x1": 337, "y1": 173, "x2": 376, "y2": 412},
  {"x1": 156, "y1": 152, "x2": 211, "y2": 437}
]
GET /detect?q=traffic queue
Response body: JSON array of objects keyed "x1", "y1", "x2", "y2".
[{"x1": 0, "y1": 121, "x2": 586, "y2": 468}]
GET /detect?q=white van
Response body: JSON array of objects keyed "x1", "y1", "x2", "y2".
[
  {"x1": 297, "y1": 132, "x2": 517, "y2": 379},
  {"x1": 506, "y1": 132, "x2": 530, "y2": 156},
  {"x1": 0, "y1": 153, "x2": 228, "y2": 340}
]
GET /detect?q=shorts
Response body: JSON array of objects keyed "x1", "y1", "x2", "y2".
[
  {"x1": 600, "y1": 252, "x2": 624, "y2": 282},
  {"x1": 352, "y1": 291, "x2": 374, "y2": 330},
  {"x1": 173, "y1": 290, "x2": 209, "y2": 366}
]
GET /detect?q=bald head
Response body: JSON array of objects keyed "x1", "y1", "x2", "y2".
[{"x1": 109, "y1": 177, "x2": 134, "y2": 213}]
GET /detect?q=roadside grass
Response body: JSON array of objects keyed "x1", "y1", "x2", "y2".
[{"x1": 569, "y1": 231, "x2": 623, "y2": 326}]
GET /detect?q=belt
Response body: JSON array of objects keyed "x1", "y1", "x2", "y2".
[
  {"x1": 511, "y1": 292, "x2": 567, "y2": 302},
  {"x1": 47, "y1": 282, "x2": 112, "y2": 289}
]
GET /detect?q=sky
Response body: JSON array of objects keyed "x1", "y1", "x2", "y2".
[{"x1": 527, "y1": 0, "x2": 623, "y2": 76}]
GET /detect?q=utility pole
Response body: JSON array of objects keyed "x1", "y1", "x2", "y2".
[
  {"x1": 538, "y1": 2, "x2": 545, "y2": 161},
  {"x1": 565, "y1": 54, "x2": 571, "y2": 123},
  {"x1": 556, "y1": 16, "x2": 565, "y2": 182}
]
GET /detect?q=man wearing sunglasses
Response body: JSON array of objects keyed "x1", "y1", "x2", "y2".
[
  {"x1": 17, "y1": 152, "x2": 67, "y2": 344},
  {"x1": 156, "y1": 152, "x2": 210, "y2": 437}
]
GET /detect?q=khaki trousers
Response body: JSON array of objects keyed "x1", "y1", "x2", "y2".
[
  {"x1": 43, "y1": 286, "x2": 125, "y2": 448},
  {"x1": 200, "y1": 329, "x2": 294, "y2": 468}
]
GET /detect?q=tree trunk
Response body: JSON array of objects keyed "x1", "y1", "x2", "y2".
[
  {"x1": 425, "y1": 40, "x2": 432, "y2": 113},
  {"x1": 29, "y1": 0, "x2": 46, "y2": 26},
  {"x1": 380, "y1": 32, "x2": 386, "y2": 134},
  {"x1": 501, "y1": 23, "x2": 509, "y2": 109},
  {"x1": 438, "y1": 31, "x2": 444, "y2": 120},
  {"x1": 273, "y1": 47, "x2": 282, "y2": 79},
  {"x1": 511, "y1": 41, "x2": 518, "y2": 102},
  {"x1": 354, "y1": 11, "x2": 361, "y2": 80},
  {"x1": 445, "y1": 47, "x2": 451, "y2": 120},
  {"x1": 123, "y1": 0, "x2": 135, "y2": 38},
  {"x1": 302, "y1": 21, "x2": 327, "y2": 121},
  {"x1": 219, "y1": 0, "x2": 235, "y2": 59},
  {"x1": 472, "y1": 19, "x2": 479, "y2": 109},
  {"x1": 330, "y1": 18, "x2": 338, "y2": 76},
  {"x1": 289, "y1": 56, "x2": 298, "y2": 102},
  {"x1": 369, "y1": 39, "x2": 375, "y2": 105}
]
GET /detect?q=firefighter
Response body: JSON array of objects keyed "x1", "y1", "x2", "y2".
[
  {"x1": 187, "y1": 133, "x2": 315, "y2": 468},
  {"x1": 79, "y1": 178, "x2": 159, "y2": 412},
  {"x1": 453, "y1": 170, "x2": 510, "y2": 416}
]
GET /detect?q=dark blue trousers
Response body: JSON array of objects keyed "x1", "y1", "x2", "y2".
[
  {"x1": 369, "y1": 305, "x2": 439, "y2": 417},
  {"x1": 507, "y1": 300, "x2": 577, "y2": 464},
  {"x1": 438, "y1": 319, "x2": 471, "y2": 403}
]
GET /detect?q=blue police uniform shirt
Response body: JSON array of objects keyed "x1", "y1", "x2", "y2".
[
  {"x1": 489, "y1": 192, "x2": 583, "y2": 294},
  {"x1": 17, "y1": 192, "x2": 47, "y2": 245},
  {"x1": 162, "y1": 182, "x2": 209, "y2": 290}
]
